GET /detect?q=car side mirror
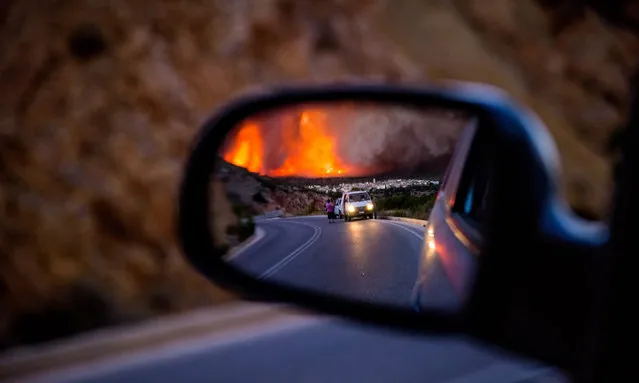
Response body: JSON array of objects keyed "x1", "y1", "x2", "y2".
[{"x1": 177, "y1": 82, "x2": 608, "y2": 372}]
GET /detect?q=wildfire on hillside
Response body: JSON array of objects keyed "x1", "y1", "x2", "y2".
[
  {"x1": 222, "y1": 108, "x2": 355, "y2": 177},
  {"x1": 221, "y1": 104, "x2": 470, "y2": 178},
  {"x1": 222, "y1": 121, "x2": 263, "y2": 173}
]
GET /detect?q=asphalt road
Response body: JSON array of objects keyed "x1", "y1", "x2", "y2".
[
  {"x1": 230, "y1": 216, "x2": 438, "y2": 309},
  {"x1": 16, "y1": 302, "x2": 565, "y2": 383},
  {"x1": 67, "y1": 318, "x2": 563, "y2": 383},
  {"x1": 3, "y1": 217, "x2": 566, "y2": 383}
]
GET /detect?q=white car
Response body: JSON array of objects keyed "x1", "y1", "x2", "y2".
[
  {"x1": 334, "y1": 197, "x2": 343, "y2": 218},
  {"x1": 339, "y1": 191, "x2": 376, "y2": 221}
]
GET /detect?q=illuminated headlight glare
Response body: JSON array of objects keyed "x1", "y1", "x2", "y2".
[
  {"x1": 366, "y1": 203, "x2": 374, "y2": 210},
  {"x1": 427, "y1": 226, "x2": 436, "y2": 250},
  {"x1": 347, "y1": 205, "x2": 356, "y2": 213}
]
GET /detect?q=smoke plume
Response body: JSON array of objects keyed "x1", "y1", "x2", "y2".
[
  {"x1": 326, "y1": 105, "x2": 469, "y2": 174},
  {"x1": 223, "y1": 102, "x2": 472, "y2": 177}
]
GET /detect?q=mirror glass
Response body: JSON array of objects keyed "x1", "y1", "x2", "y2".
[{"x1": 210, "y1": 101, "x2": 480, "y2": 312}]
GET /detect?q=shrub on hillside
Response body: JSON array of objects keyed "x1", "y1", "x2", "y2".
[
  {"x1": 376, "y1": 193, "x2": 436, "y2": 220},
  {"x1": 238, "y1": 217, "x2": 255, "y2": 241}
]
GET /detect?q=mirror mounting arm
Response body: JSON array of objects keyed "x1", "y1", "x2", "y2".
[
  {"x1": 463, "y1": 128, "x2": 604, "y2": 378},
  {"x1": 584, "y1": 79, "x2": 639, "y2": 383}
]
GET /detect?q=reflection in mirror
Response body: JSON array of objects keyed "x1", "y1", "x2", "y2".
[{"x1": 210, "y1": 101, "x2": 479, "y2": 312}]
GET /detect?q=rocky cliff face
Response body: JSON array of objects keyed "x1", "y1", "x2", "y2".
[
  {"x1": 216, "y1": 159, "x2": 327, "y2": 217},
  {"x1": 1, "y1": 0, "x2": 636, "y2": 348}
]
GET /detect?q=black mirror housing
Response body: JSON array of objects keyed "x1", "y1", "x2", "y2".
[{"x1": 177, "y1": 81, "x2": 608, "y2": 372}]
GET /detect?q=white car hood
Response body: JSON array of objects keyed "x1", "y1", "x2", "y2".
[{"x1": 347, "y1": 201, "x2": 371, "y2": 208}]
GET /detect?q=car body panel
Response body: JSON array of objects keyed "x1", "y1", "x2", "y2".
[
  {"x1": 412, "y1": 120, "x2": 481, "y2": 312},
  {"x1": 340, "y1": 192, "x2": 376, "y2": 220},
  {"x1": 334, "y1": 198, "x2": 343, "y2": 218}
]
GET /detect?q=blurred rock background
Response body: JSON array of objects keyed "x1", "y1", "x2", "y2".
[{"x1": 1, "y1": 0, "x2": 637, "y2": 349}]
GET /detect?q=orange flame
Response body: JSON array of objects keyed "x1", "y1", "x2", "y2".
[
  {"x1": 223, "y1": 109, "x2": 349, "y2": 177},
  {"x1": 222, "y1": 121, "x2": 263, "y2": 173},
  {"x1": 272, "y1": 110, "x2": 346, "y2": 177}
]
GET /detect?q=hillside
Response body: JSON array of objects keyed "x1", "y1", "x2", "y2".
[
  {"x1": 216, "y1": 158, "x2": 327, "y2": 216},
  {"x1": 1, "y1": 0, "x2": 637, "y2": 348}
]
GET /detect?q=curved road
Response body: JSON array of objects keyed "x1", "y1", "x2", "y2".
[
  {"x1": 3, "y1": 217, "x2": 565, "y2": 383},
  {"x1": 229, "y1": 216, "x2": 433, "y2": 309}
]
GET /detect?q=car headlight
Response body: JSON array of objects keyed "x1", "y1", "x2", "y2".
[
  {"x1": 347, "y1": 205, "x2": 356, "y2": 213},
  {"x1": 366, "y1": 203, "x2": 374, "y2": 210}
]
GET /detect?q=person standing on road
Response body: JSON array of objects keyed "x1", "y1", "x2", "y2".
[{"x1": 325, "y1": 199, "x2": 336, "y2": 223}]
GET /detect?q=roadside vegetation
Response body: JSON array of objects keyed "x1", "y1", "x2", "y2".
[
  {"x1": 319, "y1": 184, "x2": 440, "y2": 220},
  {"x1": 374, "y1": 193, "x2": 437, "y2": 220},
  {"x1": 229, "y1": 204, "x2": 256, "y2": 242}
]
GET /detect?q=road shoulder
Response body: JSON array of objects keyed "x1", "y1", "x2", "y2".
[{"x1": 0, "y1": 303, "x2": 324, "y2": 383}]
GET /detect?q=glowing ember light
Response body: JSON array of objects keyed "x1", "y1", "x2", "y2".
[
  {"x1": 223, "y1": 109, "x2": 349, "y2": 177},
  {"x1": 222, "y1": 121, "x2": 263, "y2": 173}
]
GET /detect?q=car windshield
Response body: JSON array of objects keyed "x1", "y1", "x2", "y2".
[{"x1": 348, "y1": 192, "x2": 371, "y2": 202}]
